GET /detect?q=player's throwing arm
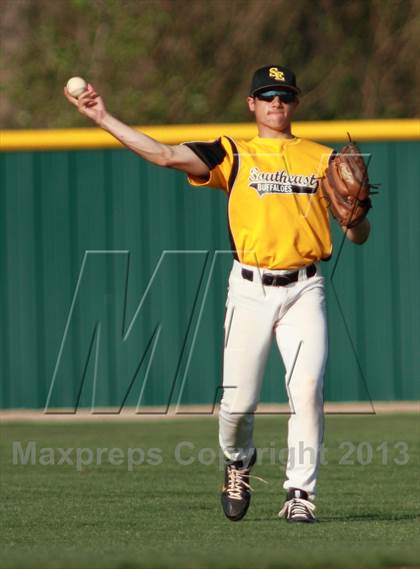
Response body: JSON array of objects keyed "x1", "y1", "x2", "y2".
[{"x1": 63, "y1": 77, "x2": 209, "y2": 177}]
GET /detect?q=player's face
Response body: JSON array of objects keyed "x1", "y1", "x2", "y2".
[{"x1": 247, "y1": 90, "x2": 299, "y2": 135}]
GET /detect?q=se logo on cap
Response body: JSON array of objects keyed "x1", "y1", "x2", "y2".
[{"x1": 269, "y1": 67, "x2": 285, "y2": 81}]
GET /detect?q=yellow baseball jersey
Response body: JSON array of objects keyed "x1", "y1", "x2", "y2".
[{"x1": 186, "y1": 136, "x2": 334, "y2": 270}]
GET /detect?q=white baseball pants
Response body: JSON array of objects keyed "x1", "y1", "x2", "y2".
[{"x1": 219, "y1": 260, "x2": 327, "y2": 499}]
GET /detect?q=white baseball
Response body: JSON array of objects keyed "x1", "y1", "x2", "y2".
[{"x1": 66, "y1": 77, "x2": 88, "y2": 98}]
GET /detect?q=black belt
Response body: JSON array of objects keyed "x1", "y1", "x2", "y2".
[{"x1": 241, "y1": 264, "x2": 316, "y2": 286}]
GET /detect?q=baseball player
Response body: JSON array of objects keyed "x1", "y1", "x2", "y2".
[{"x1": 64, "y1": 65, "x2": 371, "y2": 523}]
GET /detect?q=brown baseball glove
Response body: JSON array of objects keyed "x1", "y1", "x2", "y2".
[{"x1": 321, "y1": 140, "x2": 372, "y2": 228}]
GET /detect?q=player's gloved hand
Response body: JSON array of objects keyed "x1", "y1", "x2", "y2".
[
  {"x1": 64, "y1": 83, "x2": 107, "y2": 125},
  {"x1": 321, "y1": 140, "x2": 373, "y2": 228}
]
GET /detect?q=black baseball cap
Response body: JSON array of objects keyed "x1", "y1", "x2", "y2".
[{"x1": 249, "y1": 65, "x2": 301, "y2": 96}]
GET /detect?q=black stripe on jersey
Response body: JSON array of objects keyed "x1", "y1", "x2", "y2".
[
  {"x1": 329, "y1": 150, "x2": 337, "y2": 163},
  {"x1": 225, "y1": 137, "x2": 239, "y2": 193},
  {"x1": 227, "y1": 220, "x2": 239, "y2": 260},
  {"x1": 323, "y1": 149, "x2": 336, "y2": 261},
  {"x1": 225, "y1": 137, "x2": 240, "y2": 260},
  {"x1": 183, "y1": 139, "x2": 226, "y2": 170}
]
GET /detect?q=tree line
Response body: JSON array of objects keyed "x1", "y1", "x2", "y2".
[{"x1": 1, "y1": 0, "x2": 418, "y2": 129}]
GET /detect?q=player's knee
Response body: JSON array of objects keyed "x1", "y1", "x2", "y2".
[
  {"x1": 288, "y1": 376, "x2": 323, "y2": 411},
  {"x1": 220, "y1": 397, "x2": 258, "y2": 419}
]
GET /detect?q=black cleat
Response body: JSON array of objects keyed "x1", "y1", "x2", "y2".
[
  {"x1": 278, "y1": 488, "x2": 316, "y2": 523},
  {"x1": 221, "y1": 450, "x2": 257, "y2": 522}
]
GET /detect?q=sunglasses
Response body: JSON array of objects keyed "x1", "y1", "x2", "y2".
[{"x1": 255, "y1": 90, "x2": 297, "y2": 103}]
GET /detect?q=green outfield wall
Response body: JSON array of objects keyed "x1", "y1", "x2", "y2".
[{"x1": 0, "y1": 121, "x2": 419, "y2": 409}]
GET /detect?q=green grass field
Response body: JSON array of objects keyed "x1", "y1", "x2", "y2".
[{"x1": 1, "y1": 414, "x2": 419, "y2": 569}]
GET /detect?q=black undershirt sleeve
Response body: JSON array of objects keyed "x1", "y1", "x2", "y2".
[{"x1": 183, "y1": 138, "x2": 226, "y2": 170}]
